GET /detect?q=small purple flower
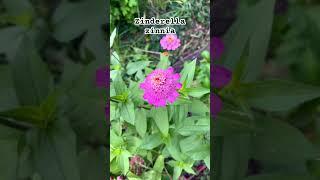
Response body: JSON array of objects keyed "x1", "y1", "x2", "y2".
[{"x1": 211, "y1": 37, "x2": 224, "y2": 60}]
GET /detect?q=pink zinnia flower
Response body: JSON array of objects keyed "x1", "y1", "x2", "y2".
[
  {"x1": 160, "y1": 34, "x2": 181, "y2": 50},
  {"x1": 140, "y1": 67, "x2": 182, "y2": 107}
]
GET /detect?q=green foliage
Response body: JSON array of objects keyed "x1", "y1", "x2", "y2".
[
  {"x1": 111, "y1": 0, "x2": 138, "y2": 23},
  {"x1": 0, "y1": 0, "x2": 107, "y2": 179},
  {"x1": 110, "y1": 28, "x2": 210, "y2": 178},
  {"x1": 214, "y1": 0, "x2": 320, "y2": 180}
]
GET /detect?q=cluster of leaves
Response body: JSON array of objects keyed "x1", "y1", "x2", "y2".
[
  {"x1": 111, "y1": 0, "x2": 138, "y2": 23},
  {"x1": 214, "y1": 0, "x2": 320, "y2": 180},
  {"x1": 110, "y1": 29, "x2": 210, "y2": 179},
  {"x1": 0, "y1": 0, "x2": 107, "y2": 179}
]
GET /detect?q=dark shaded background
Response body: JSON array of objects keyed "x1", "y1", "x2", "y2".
[{"x1": 0, "y1": 0, "x2": 108, "y2": 179}]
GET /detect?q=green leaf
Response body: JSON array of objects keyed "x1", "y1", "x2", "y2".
[
  {"x1": 151, "y1": 107, "x2": 169, "y2": 136},
  {"x1": 180, "y1": 60, "x2": 196, "y2": 88},
  {"x1": 241, "y1": 0, "x2": 276, "y2": 81},
  {"x1": 140, "y1": 133, "x2": 163, "y2": 150},
  {"x1": 53, "y1": 0, "x2": 106, "y2": 42},
  {"x1": 120, "y1": 101, "x2": 135, "y2": 125},
  {"x1": 218, "y1": 135, "x2": 251, "y2": 180},
  {"x1": 142, "y1": 170, "x2": 162, "y2": 180},
  {"x1": 110, "y1": 28, "x2": 117, "y2": 48},
  {"x1": 213, "y1": 111, "x2": 257, "y2": 136},
  {"x1": 135, "y1": 108, "x2": 147, "y2": 137},
  {"x1": 153, "y1": 155, "x2": 164, "y2": 173},
  {"x1": 0, "y1": 125, "x2": 20, "y2": 180},
  {"x1": 244, "y1": 173, "x2": 316, "y2": 180},
  {"x1": 2, "y1": 0, "x2": 34, "y2": 16},
  {"x1": 0, "y1": 26, "x2": 26, "y2": 60},
  {"x1": 11, "y1": 36, "x2": 51, "y2": 106},
  {"x1": 0, "y1": 106, "x2": 45, "y2": 128},
  {"x1": 118, "y1": 150, "x2": 131, "y2": 174},
  {"x1": 237, "y1": 80, "x2": 320, "y2": 111},
  {"x1": 27, "y1": 119, "x2": 80, "y2": 180},
  {"x1": 173, "y1": 166, "x2": 182, "y2": 180},
  {"x1": 78, "y1": 147, "x2": 107, "y2": 180},
  {"x1": 189, "y1": 99, "x2": 209, "y2": 116},
  {"x1": 81, "y1": 28, "x2": 107, "y2": 63},
  {"x1": 179, "y1": 135, "x2": 201, "y2": 153},
  {"x1": 187, "y1": 87, "x2": 210, "y2": 98},
  {"x1": 252, "y1": 117, "x2": 318, "y2": 164},
  {"x1": 113, "y1": 73, "x2": 128, "y2": 96},
  {"x1": 176, "y1": 116, "x2": 209, "y2": 136},
  {"x1": 0, "y1": 64, "x2": 18, "y2": 111},
  {"x1": 127, "y1": 61, "x2": 150, "y2": 75},
  {"x1": 156, "y1": 53, "x2": 170, "y2": 69}
]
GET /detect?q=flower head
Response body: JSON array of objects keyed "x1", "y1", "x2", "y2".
[
  {"x1": 160, "y1": 34, "x2": 181, "y2": 50},
  {"x1": 140, "y1": 67, "x2": 182, "y2": 107}
]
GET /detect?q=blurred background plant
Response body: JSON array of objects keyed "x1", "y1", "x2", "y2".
[
  {"x1": 0, "y1": 0, "x2": 107, "y2": 179},
  {"x1": 213, "y1": 0, "x2": 320, "y2": 180}
]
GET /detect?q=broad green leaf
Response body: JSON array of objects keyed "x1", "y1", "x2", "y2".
[
  {"x1": 118, "y1": 150, "x2": 131, "y2": 174},
  {"x1": 142, "y1": 170, "x2": 162, "y2": 180},
  {"x1": 81, "y1": 27, "x2": 107, "y2": 63},
  {"x1": 222, "y1": 6, "x2": 253, "y2": 69},
  {"x1": 151, "y1": 107, "x2": 169, "y2": 136},
  {"x1": 110, "y1": 129, "x2": 124, "y2": 148},
  {"x1": 0, "y1": 106, "x2": 45, "y2": 128},
  {"x1": 179, "y1": 135, "x2": 202, "y2": 153},
  {"x1": 53, "y1": 0, "x2": 106, "y2": 42},
  {"x1": 156, "y1": 53, "x2": 170, "y2": 69},
  {"x1": 0, "y1": 64, "x2": 18, "y2": 111},
  {"x1": 53, "y1": 0, "x2": 107, "y2": 41},
  {"x1": 140, "y1": 133, "x2": 163, "y2": 150},
  {"x1": 2, "y1": 0, "x2": 34, "y2": 16},
  {"x1": 0, "y1": 140, "x2": 18, "y2": 180},
  {"x1": 204, "y1": 156, "x2": 210, "y2": 170},
  {"x1": 0, "y1": 26, "x2": 26, "y2": 60},
  {"x1": 244, "y1": 174, "x2": 316, "y2": 180},
  {"x1": 237, "y1": 80, "x2": 320, "y2": 111},
  {"x1": 120, "y1": 101, "x2": 135, "y2": 125},
  {"x1": 180, "y1": 59, "x2": 196, "y2": 88},
  {"x1": 219, "y1": 135, "x2": 251, "y2": 180},
  {"x1": 176, "y1": 116, "x2": 209, "y2": 136},
  {"x1": 241, "y1": 0, "x2": 276, "y2": 81},
  {"x1": 11, "y1": 36, "x2": 51, "y2": 106},
  {"x1": 113, "y1": 73, "x2": 128, "y2": 96},
  {"x1": 189, "y1": 99, "x2": 209, "y2": 115},
  {"x1": 153, "y1": 155, "x2": 164, "y2": 173},
  {"x1": 213, "y1": 111, "x2": 257, "y2": 136},
  {"x1": 27, "y1": 119, "x2": 80, "y2": 180},
  {"x1": 252, "y1": 117, "x2": 318, "y2": 163},
  {"x1": 78, "y1": 147, "x2": 107, "y2": 180},
  {"x1": 173, "y1": 167, "x2": 182, "y2": 180},
  {"x1": 59, "y1": 58, "x2": 83, "y2": 90},
  {"x1": 0, "y1": 125, "x2": 20, "y2": 180},
  {"x1": 110, "y1": 28, "x2": 117, "y2": 48},
  {"x1": 135, "y1": 108, "x2": 147, "y2": 137},
  {"x1": 127, "y1": 61, "x2": 150, "y2": 75},
  {"x1": 187, "y1": 87, "x2": 210, "y2": 98},
  {"x1": 68, "y1": 61, "x2": 107, "y2": 144}
]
